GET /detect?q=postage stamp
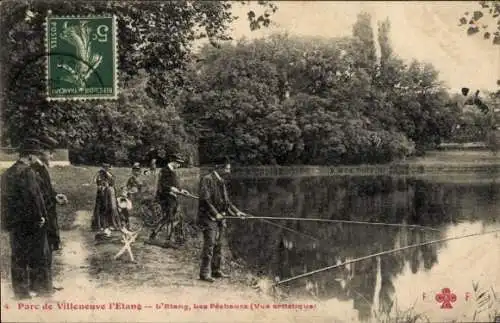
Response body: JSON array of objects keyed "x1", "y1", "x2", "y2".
[{"x1": 45, "y1": 15, "x2": 118, "y2": 101}]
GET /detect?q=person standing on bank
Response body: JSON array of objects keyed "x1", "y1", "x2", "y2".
[
  {"x1": 148, "y1": 153, "x2": 191, "y2": 246},
  {"x1": 0, "y1": 138, "x2": 53, "y2": 299},
  {"x1": 91, "y1": 163, "x2": 122, "y2": 236},
  {"x1": 198, "y1": 158, "x2": 247, "y2": 283},
  {"x1": 30, "y1": 136, "x2": 67, "y2": 252}
]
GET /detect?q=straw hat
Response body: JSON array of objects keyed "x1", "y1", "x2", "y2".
[{"x1": 117, "y1": 196, "x2": 132, "y2": 210}]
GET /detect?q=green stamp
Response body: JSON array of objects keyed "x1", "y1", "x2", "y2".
[{"x1": 45, "y1": 15, "x2": 118, "y2": 101}]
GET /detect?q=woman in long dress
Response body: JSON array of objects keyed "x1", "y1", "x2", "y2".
[{"x1": 91, "y1": 164, "x2": 122, "y2": 234}]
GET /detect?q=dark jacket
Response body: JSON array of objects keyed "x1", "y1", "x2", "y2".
[
  {"x1": 1, "y1": 160, "x2": 47, "y2": 231},
  {"x1": 156, "y1": 166, "x2": 180, "y2": 204},
  {"x1": 31, "y1": 161, "x2": 60, "y2": 249},
  {"x1": 198, "y1": 172, "x2": 238, "y2": 220},
  {"x1": 96, "y1": 169, "x2": 115, "y2": 187}
]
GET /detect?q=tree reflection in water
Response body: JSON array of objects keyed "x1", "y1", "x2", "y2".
[{"x1": 226, "y1": 175, "x2": 499, "y2": 321}]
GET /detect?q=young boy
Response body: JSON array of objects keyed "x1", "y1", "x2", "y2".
[
  {"x1": 126, "y1": 162, "x2": 145, "y2": 195},
  {"x1": 119, "y1": 163, "x2": 145, "y2": 229}
]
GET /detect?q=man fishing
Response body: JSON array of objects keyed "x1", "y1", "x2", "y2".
[
  {"x1": 198, "y1": 158, "x2": 247, "y2": 283},
  {"x1": 147, "y1": 152, "x2": 193, "y2": 247},
  {"x1": 1, "y1": 138, "x2": 54, "y2": 299}
]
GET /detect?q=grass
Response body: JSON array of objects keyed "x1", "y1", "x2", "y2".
[
  {"x1": 470, "y1": 281, "x2": 499, "y2": 323},
  {"x1": 372, "y1": 302, "x2": 430, "y2": 323}
]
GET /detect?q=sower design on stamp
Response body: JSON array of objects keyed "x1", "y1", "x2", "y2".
[{"x1": 45, "y1": 15, "x2": 118, "y2": 100}]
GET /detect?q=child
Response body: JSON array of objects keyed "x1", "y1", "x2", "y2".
[
  {"x1": 119, "y1": 163, "x2": 146, "y2": 229},
  {"x1": 126, "y1": 163, "x2": 145, "y2": 196}
]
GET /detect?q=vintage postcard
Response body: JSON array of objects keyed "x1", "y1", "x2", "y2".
[{"x1": 0, "y1": 1, "x2": 499, "y2": 323}]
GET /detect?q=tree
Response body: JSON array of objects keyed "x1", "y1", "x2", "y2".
[
  {"x1": 457, "y1": 1, "x2": 500, "y2": 151},
  {"x1": 377, "y1": 18, "x2": 393, "y2": 69},
  {"x1": 0, "y1": 0, "x2": 277, "y2": 163},
  {"x1": 351, "y1": 12, "x2": 377, "y2": 73},
  {"x1": 183, "y1": 32, "x2": 427, "y2": 166}
]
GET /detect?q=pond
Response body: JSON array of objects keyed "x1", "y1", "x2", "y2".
[{"x1": 225, "y1": 175, "x2": 500, "y2": 322}]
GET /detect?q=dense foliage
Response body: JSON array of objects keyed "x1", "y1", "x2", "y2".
[
  {"x1": 0, "y1": 0, "x2": 276, "y2": 165},
  {"x1": 183, "y1": 14, "x2": 459, "y2": 165},
  {"x1": 1, "y1": 1, "x2": 493, "y2": 165}
]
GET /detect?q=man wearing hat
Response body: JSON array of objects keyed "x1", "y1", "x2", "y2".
[
  {"x1": 197, "y1": 157, "x2": 247, "y2": 283},
  {"x1": 148, "y1": 147, "x2": 170, "y2": 174},
  {"x1": 0, "y1": 137, "x2": 53, "y2": 298},
  {"x1": 147, "y1": 152, "x2": 191, "y2": 246}
]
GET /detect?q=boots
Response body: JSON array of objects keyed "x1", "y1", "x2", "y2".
[{"x1": 212, "y1": 271, "x2": 230, "y2": 278}]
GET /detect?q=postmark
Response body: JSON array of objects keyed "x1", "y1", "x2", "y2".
[{"x1": 44, "y1": 15, "x2": 118, "y2": 101}]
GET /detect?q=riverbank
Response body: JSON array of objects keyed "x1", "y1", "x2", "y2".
[
  {"x1": 1, "y1": 210, "x2": 335, "y2": 323},
  {"x1": 0, "y1": 166, "x2": 343, "y2": 323},
  {"x1": 190, "y1": 150, "x2": 499, "y2": 181}
]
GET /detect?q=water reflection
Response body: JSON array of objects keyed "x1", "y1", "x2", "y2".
[{"x1": 226, "y1": 176, "x2": 500, "y2": 321}]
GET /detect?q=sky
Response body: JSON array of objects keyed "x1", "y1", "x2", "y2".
[{"x1": 224, "y1": 1, "x2": 499, "y2": 94}]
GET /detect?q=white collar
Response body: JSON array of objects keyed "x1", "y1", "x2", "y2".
[
  {"x1": 18, "y1": 157, "x2": 30, "y2": 164},
  {"x1": 167, "y1": 163, "x2": 175, "y2": 171}
]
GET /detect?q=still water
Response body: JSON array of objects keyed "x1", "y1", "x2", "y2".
[{"x1": 225, "y1": 175, "x2": 500, "y2": 322}]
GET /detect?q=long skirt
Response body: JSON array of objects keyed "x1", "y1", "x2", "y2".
[{"x1": 91, "y1": 186, "x2": 122, "y2": 231}]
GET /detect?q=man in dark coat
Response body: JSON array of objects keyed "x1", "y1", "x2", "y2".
[
  {"x1": 0, "y1": 138, "x2": 53, "y2": 299},
  {"x1": 198, "y1": 158, "x2": 247, "y2": 283},
  {"x1": 30, "y1": 135, "x2": 63, "y2": 251},
  {"x1": 148, "y1": 153, "x2": 190, "y2": 245}
]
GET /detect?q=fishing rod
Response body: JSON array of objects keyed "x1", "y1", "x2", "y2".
[
  {"x1": 174, "y1": 193, "x2": 320, "y2": 241},
  {"x1": 250, "y1": 217, "x2": 320, "y2": 242},
  {"x1": 177, "y1": 191, "x2": 199, "y2": 199},
  {"x1": 224, "y1": 216, "x2": 441, "y2": 232},
  {"x1": 273, "y1": 228, "x2": 500, "y2": 287},
  {"x1": 224, "y1": 212, "x2": 320, "y2": 242}
]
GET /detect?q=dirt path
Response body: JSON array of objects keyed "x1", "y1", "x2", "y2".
[{"x1": 2, "y1": 210, "x2": 339, "y2": 323}]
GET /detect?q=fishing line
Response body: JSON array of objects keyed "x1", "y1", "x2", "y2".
[
  {"x1": 226, "y1": 215, "x2": 442, "y2": 232},
  {"x1": 252, "y1": 217, "x2": 320, "y2": 242},
  {"x1": 273, "y1": 228, "x2": 500, "y2": 286},
  {"x1": 230, "y1": 213, "x2": 320, "y2": 242},
  {"x1": 174, "y1": 194, "x2": 320, "y2": 241}
]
